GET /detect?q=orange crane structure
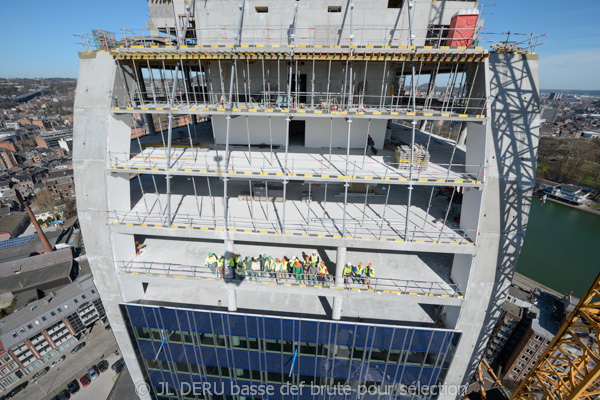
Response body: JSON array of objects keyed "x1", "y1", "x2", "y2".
[{"x1": 510, "y1": 273, "x2": 600, "y2": 400}]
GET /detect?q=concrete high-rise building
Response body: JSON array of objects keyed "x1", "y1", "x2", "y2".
[{"x1": 74, "y1": 1, "x2": 540, "y2": 399}]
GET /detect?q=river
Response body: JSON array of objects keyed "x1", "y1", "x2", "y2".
[{"x1": 516, "y1": 197, "x2": 600, "y2": 298}]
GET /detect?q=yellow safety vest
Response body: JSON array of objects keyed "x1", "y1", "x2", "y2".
[
  {"x1": 251, "y1": 261, "x2": 260, "y2": 271},
  {"x1": 318, "y1": 265, "x2": 327, "y2": 275}
]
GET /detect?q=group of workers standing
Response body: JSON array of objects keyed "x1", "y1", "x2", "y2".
[{"x1": 204, "y1": 251, "x2": 375, "y2": 288}]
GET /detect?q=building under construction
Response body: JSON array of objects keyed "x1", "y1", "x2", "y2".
[{"x1": 73, "y1": 1, "x2": 541, "y2": 399}]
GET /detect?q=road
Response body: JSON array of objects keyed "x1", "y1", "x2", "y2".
[{"x1": 11, "y1": 321, "x2": 120, "y2": 400}]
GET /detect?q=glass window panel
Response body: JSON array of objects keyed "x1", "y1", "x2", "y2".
[
  {"x1": 405, "y1": 351, "x2": 426, "y2": 366},
  {"x1": 282, "y1": 340, "x2": 293, "y2": 354},
  {"x1": 176, "y1": 310, "x2": 191, "y2": 332},
  {"x1": 215, "y1": 334, "x2": 226, "y2": 348},
  {"x1": 159, "y1": 308, "x2": 178, "y2": 330},
  {"x1": 220, "y1": 367, "x2": 230, "y2": 377},
  {"x1": 267, "y1": 371, "x2": 281, "y2": 383},
  {"x1": 136, "y1": 326, "x2": 151, "y2": 341},
  {"x1": 190, "y1": 363, "x2": 200, "y2": 375},
  {"x1": 206, "y1": 365, "x2": 220, "y2": 377},
  {"x1": 175, "y1": 362, "x2": 189, "y2": 373},
  {"x1": 127, "y1": 305, "x2": 148, "y2": 326},
  {"x1": 160, "y1": 360, "x2": 170, "y2": 371},
  {"x1": 300, "y1": 342, "x2": 317, "y2": 356},
  {"x1": 182, "y1": 332, "x2": 194, "y2": 345},
  {"x1": 247, "y1": 337, "x2": 259, "y2": 351},
  {"x1": 193, "y1": 312, "x2": 213, "y2": 333},
  {"x1": 151, "y1": 328, "x2": 162, "y2": 342},
  {"x1": 251, "y1": 370, "x2": 261, "y2": 381},
  {"x1": 198, "y1": 333, "x2": 215, "y2": 346},
  {"x1": 336, "y1": 346, "x2": 352, "y2": 360},
  {"x1": 235, "y1": 368, "x2": 250, "y2": 380},
  {"x1": 167, "y1": 330, "x2": 182, "y2": 344},
  {"x1": 337, "y1": 324, "x2": 357, "y2": 346},
  {"x1": 266, "y1": 339, "x2": 280, "y2": 353},
  {"x1": 227, "y1": 315, "x2": 246, "y2": 337},
  {"x1": 146, "y1": 359, "x2": 160, "y2": 370}
]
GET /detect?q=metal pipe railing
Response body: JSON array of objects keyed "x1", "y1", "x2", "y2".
[{"x1": 116, "y1": 260, "x2": 465, "y2": 297}]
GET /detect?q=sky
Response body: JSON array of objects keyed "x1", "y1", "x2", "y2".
[{"x1": 0, "y1": 0, "x2": 599, "y2": 90}]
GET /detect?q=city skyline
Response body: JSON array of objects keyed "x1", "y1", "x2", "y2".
[{"x1": 0, "y1": 0, "x2": 599, "y2": 90}]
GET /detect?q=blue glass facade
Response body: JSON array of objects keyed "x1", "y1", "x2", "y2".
[{"x1": 122, "y1": 304, "x2": 460, "y2": 400}]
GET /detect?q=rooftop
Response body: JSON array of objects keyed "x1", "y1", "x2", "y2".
[{"x1": 0, "y1": 274, "x2": 99, "y2": 350}]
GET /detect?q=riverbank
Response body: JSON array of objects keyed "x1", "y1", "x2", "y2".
[
  {"x1": 513, "y1": 272, "x2": 579, "y2": 304},
  {"x1": 541, "y1": 196, "x2": 600, "y2": 217}
]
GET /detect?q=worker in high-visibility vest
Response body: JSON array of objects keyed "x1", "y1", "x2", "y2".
[
  {"x1": 274, "y1": 258, "x2": 283, "y2": 280},
  {"x1": 217, "y1": 256, "x2": 225, "y2": 279},
  {"x1": 226, "y1": 254, "x2": 237, "y2": 279},
  {"x1": 318, "y1": 261, "x2": 328, "y2": 282},
  {"x1": 293, "y1": 259, "x2": 303, "y2": 282},
  {"x1": 237, "y1": 257, "x2": 248, "y2": 280},
  {"x1": 281, "y1": 257, "x2": 289, "y2": 279},
  {"x1": 251, "y1": 257, "x2": 261, "y2": 281},
  {"x1": 343, "y1": 263, "x2": 353, "y2": 287},
  {"x1": 365, "y1": 263, "x2": 374, "y2": 289},
  {"x1": 265, "y1": 256, "x2": 275, "y2": 278},
  {"x1": 353, "y1": 262, "x2": 365, "y2": 284},
  {"x1": 303, "y1": 256, "x2": 310, "y2": 274},
  {"x1": 310, "y1": 251, "x2": 319, "y2": 267},
  {"x1": 205, "y1": 253, "x2": 217, "y2": 274}
]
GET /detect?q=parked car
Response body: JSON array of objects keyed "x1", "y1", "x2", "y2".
[
  {"x1": 115, "y1": 362, "x2": 125, "y2": 374},
  {"x1": 111, "y1": 358, "x2": 124, "y2": 371},
  {"x1": 31, "y1": 367, "x2": 50, "y2": 381},
  {"x1": 71, "y1": 342, "x2": 86, "y2": 354},
  {"x1": 51, "y1": 355, "x2": 66, "y2": 368},
  {"x1": 5, "y1": 381, "x2": 28, "y2": 398},
  {"x1": 88, "y1": 366, "x2": 100, "y2": 380},
  {"x1": 67, "y1": 379, "x2": 80, "y2": 395},
  {"x1": 79, "y1": 374, "x2": 91, "y2": 388},
  {"x1": 53, "y1": 389, "x2": 71, "y2": 400},
  {"x1": 97, "y1": 360, "x2": 109, "y2": 373}
]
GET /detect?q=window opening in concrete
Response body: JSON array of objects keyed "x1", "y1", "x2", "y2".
[
  {"x1": 328, "y1": 6, "x2": 342, "y2": 13},
  {"x1": 388, "y1": 0, "x2": 403, "y2": 8},
  {"x1": 256, "y1": 6, "x2": 268, "y2": 13}
]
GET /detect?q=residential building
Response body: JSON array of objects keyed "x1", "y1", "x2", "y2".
[{"x1": 0, "y1": 274, "x2": 106, "y2": 390}]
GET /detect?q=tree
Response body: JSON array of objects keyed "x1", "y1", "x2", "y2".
[{"x1": 32, "y1": 188, "x2": 57, "y2": 213}]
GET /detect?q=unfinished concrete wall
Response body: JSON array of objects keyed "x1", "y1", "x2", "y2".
[
  {"x1": 150, "y1": 0, "x2": 476, "y2": 46},
  {"x1": 73, "y1": 51, "x2": 151, "y2": 400},
  {"x1": 443, "y1": 53, "x2": 540, "y2": 391}
]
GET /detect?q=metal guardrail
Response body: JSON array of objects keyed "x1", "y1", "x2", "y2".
[
  {"x1": 110, "y1": 90, "x2": 489, "y2": 117},
  {"x1": 117, "y1": 261, "x2": 464, "y2": 298},
  {"x1": 107, "y1": 150, "x2": 485, "y2": 185},
  {"x1": 108, "y1": 210, "x2": 475, "y2": 245},
  {"x1": 77, "y1": 27, "x2": 543, "y2": 53}
]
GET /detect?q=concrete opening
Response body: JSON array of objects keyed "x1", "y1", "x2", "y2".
[{"x1": 289, "y1": 120, "x2": 305, "y2": 146}]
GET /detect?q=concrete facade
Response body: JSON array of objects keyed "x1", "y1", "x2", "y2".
[{"x1": 75, "y1": 1, "x2": 539, "y2": 399}]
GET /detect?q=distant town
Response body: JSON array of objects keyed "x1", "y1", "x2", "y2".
[{"x1": 536, "y1": 91, "x2": 600, "y2": 211}]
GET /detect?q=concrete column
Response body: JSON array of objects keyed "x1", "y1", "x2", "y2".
[
  {"x1": 335, "y1": 246, "x2": 346, "y2": 286},
  {"x1": 332, "y1": 296, "x2": 342, "y2": 320},
  {"x1": 227, "y1": 289, "x2": 237, "y2": 312}
]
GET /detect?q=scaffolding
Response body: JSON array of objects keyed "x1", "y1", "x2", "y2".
[{"x1": 98, "y1": 1, "x2": 507, "y2": 247}]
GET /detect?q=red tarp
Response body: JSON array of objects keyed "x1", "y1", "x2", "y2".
[{"x1": 447, "y1": 13, "x2": 478, "y2": 47}]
